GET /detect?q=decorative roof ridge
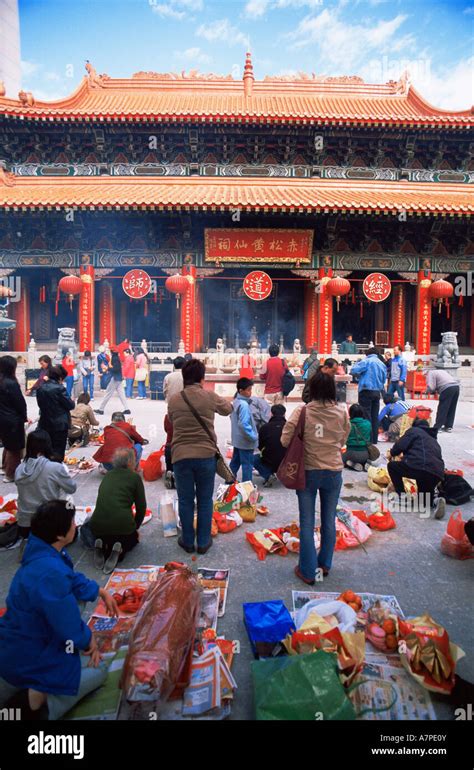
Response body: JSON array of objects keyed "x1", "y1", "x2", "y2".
[
  {"x1": 0, "y1": 168, "x2": 16, "y2": 187},
  {"x1": 407, "y1": 83, "x2": 473, "y2": 118}
]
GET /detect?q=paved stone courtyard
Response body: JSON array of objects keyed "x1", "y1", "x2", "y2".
[{"x1": 1, "y1": 393, "x2": 473, "y2": 720}]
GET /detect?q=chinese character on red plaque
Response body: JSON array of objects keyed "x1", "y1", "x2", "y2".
[
  {"x1": 362, "y1": 272, "x2": 391, "y2": 303},
  {"x1": 242, "y1": 271, "x2": 273, "y2": 301},
  {"x1": 122, "y1": 269, "x2": 152, "y2": 299}
]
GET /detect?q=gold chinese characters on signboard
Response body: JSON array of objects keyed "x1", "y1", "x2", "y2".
[{"x1": 204, "y1": 228, "x2": 313, "y2": 263}]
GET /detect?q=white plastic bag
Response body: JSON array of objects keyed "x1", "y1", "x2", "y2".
[{"x1": 295, "y1": 600, "x2": 357, "y2": 633}]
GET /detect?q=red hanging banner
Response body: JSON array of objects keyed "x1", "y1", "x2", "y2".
[
  {"x1": 416, "y1": 271, "x2": 432, "y2": 356},
  {"x1": 362, "y1": 272, "x2": 392, "y2": 303},
  {"x1": 390, "y1": 284, "x2": 405, "y2": 347},
  {"x1": 100, "y1": 281, "x2": 115, "y2": 346},
  {"x1": 242, "y1": 271, "x2": 273, "y2": 301},
  {"x1": 317, "y1": 268, "x2": 333, "y2": 355},
  {"x1": 122, "y1": 269, "x2": 152, "y2": 299},
  {"x1": 79, "y1": 265, "x2": 94, "y2": 353},
  {"x1": 304, "y1": 282, "x2": 318, "y2": 350},
  {"x1": 180, "y1": 265, "x2": 196, "y2": 353}
]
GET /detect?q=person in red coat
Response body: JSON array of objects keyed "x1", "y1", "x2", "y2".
[
  {"x1": 259, "y1": 344, "x2": 288, "y2": 405},
  {"x1": 93, "y1": 412, "x2": 148, "y2": 472}
]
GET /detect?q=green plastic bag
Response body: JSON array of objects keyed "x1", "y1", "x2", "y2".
[{"x1": 252, "y1": 651, "x2": 356, "y2": 721}]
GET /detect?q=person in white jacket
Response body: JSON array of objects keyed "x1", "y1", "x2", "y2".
[{"x1": 14, "y1": 429, "x2": 77, "y2": 546}]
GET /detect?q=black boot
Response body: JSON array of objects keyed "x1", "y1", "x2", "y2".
[{"x1": 5, "y1": 689, "x2": 49, "y2": 720}]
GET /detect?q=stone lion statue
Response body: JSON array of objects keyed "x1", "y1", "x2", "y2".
[
  {"x1": 434, "y1": 331, "x2": 460, "y2": 367},
  {"x1": 54, "y1": 327, "x2": 77, "y2": 364}
]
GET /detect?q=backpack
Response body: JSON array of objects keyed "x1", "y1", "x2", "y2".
[
  {"x1": 438, "y1": 474, "x2": 474, "y2": 506},
  {"x1": 281, "y1": 360, "x2": 296, "y2": 396}
]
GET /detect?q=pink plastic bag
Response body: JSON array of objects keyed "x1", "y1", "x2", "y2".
[{"x1": 335, "y1": 516, "x2": 372, "y2": 550}]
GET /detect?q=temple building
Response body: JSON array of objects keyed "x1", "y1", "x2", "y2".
[{"x1": 0, "y1": 54, "x2": 472, "y2": 355}]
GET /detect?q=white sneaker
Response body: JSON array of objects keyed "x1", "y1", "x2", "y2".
[
  {"x1": 353, "y1": 463, "x2": 364, "y2": 472},
  {"x1": 345, "y1": 460, "x2": 355, "y2": 469}
]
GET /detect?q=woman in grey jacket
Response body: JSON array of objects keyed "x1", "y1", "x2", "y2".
[{"x1": 14, "y1": 430, "x2": 77, "y2": 542}]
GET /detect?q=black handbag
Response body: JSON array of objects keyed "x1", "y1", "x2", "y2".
[
  {"x1": 0, "y1": 522, "x2": 19, "y2": 549},
  {"x1": 281, "y1": 360, "x2": 296, "y2": 397},
  {"x1": 180, "y1": 391, "x2": 236, "y2": 484}
]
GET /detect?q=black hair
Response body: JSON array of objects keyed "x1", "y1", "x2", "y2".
[
  {"x1": 349, "y1": 403, "x2": 365, "y2": 419},
  {"x1": 110, "y1": 352, "x2": 122, "y2": 375},
  {"x1": 173, "y1": 356, "x2": 185, "y2": 370},
  {"x1": 308, "y1": 370, "x2": 336, "y2": 403},
  {"x1": 0, "y1": 355, "x2": 17, "y2": 384},
  {"x1": 84, "y1": 350, "x2": 91, "y2": 358},
  {"x1": 39, "y1": 355, "x2": 52, "y2": 366},
  {"x1": 49, "y1": 364, "x2": 68, "y2": 382},
  {"x1": 268, "y1": 344, "x2": 279, "y2": 357},
  {"x1": 322, "y1": 358, "x2": 338, "y2": 369},
  {"x1": 271, "y1": 404, "x2": 286, "y2": 417},
  {"x1": 30, "y1": 500, "x2": 76, "y2": 545},
  {"x1": 184, "y1": 353, "x2": 193, "y2": 362},
  {"x1": 77, "y1": 392, "x2": 90, "y2": 405},
  {"x1": 25, "y1": 429, "x2": 53, "y2": 460},
  {"x1": 412, "y1": 418, "x2": 430, "y2": 429},
  {"x1": 112, "y1": 411, "x2": 126, "y2": 422},
  {"x1": 366, "y1": 347, "x2": 379, "y2": 356},
  {"x1": 237, "y1": 377, "x2": 253, "y2": 392},
  {"x1": 182, "y1": 358, "x2": 205, "y2": 386},
  {"x1": 346, "y1": 333, "x2": 352, "y2": 339},
  {"x1": 383, "y1": 393, "x2": 395, "y2": 405}
]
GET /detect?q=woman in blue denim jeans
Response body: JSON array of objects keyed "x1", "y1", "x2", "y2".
[
  {"x1": 167, "y1": 359, "x2": 232, "y2": 555},
  {"x1": 281, "y1": 372, "x2": 350, "y2": 585}
]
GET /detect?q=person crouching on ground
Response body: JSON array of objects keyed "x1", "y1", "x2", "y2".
[
  {"x1": 230, "y1": 377, "x2": 258, "y2": 482},
  {"x1": 281, "y1": 371, "x2": 350, "y2": 585},
  {"x1": 0, "y1": 500, "x2": 118, "y2": 720},
  {"x1": 36, "y1": 364, "x2": 75, "y2": 462},
  {"x1": 342, "y1": 403, "x2": 372, "y2": 471},
  {"x1": 253, "y1": 403, "x2": 287, "y2": 487},
  {"x1": 387, "y1": 418, "x2": 446, "y2": 519},
  {"x1": 68, "y1": 392, "x2": 99, "y2": 447},
  {"x1": 93, "y1": 411, "x2": 148, "y2": 473},
  {"x1": 15, "y1": 429, "x2": 77, "y2": 550},
  {"x1": 81, "y1": 448, "x2": 147, "y2": 573},
  {"x1": 378, "y1": 393, "x2": 410, "y2": 441}
]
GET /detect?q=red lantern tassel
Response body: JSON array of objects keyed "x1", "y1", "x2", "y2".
[
  {"x1": 360, "y1": 301, "x2": 363, "y2": 318},
  {"x1": 345, "y1": 292, "x2": 348, "y2": 305},
  {"x1": 55, "y1": 286, "x2": 60, "y2": 316},
  {"x1": 144, "y1": 299, "x2": 148, "y2": 317},
  {"x1": 352, "y1": 289, "x2": 355, "y2": 304},
  {"x1": 446, "y1": 298, "x2": 450, "y2": 319},
  {"x1": 459, "y1": 294, "x2": 464, "y2": 307}
]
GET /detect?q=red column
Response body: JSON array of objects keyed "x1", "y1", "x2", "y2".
[
  {"x1": 304, "y1": 281, "x2": 318, "y2": 351},
  {"x1": 79, "y1": 265, "x2": 94, "y2": 352},
  {"x1": 390, "y1": 284, "x2": 405, "y2": 347},
  {"x1": 317, "y1": 267, "x2": 333, "y2": 355},
  {"x1": 416, "y1": 270, "x2": 432, "y2": 355},
  {"x1": 99, "y1": 281, "x2": 115, "y2": 347},
  {"x1": 180, "y1": 265, "x2": 196, "y2": 353},
  {"x1": 11, "y1": 276, "x2": 30, "y2": 351}
]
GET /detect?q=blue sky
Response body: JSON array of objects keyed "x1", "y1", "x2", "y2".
[{"x1": 19, "y1": 0, "x2": 473, "y2": 109}]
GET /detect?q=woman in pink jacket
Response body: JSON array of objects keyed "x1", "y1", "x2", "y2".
[
  {"x1": 122, "y1": 349, "x2": 136, "y2": 399},
  {"x1": 134, "y1": 348, "x2": 149, "y2": 400}
]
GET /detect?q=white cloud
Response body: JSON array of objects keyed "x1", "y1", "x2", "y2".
[
  {"x1": 21, "y1": 60, "x2": 40, "y2": 77},
  {"x1": 150, "y1": 0, "x2": 202, "y2": 19},
  {"x1": 197, "y1": 19, "x2": 248, "y2": 46},
  {"x1": 30, "y1": 86, "x2": 71, "y2": 102},
  {"x1": 462, "y1": 6, "x2": 474, "y2": 14},
  {"x1": 244, "y1": 0, "x2": 269, "y2": 18},
  {"x1": 414, "y1": 56, "x2": 474, "y2": 111},
  {"x1": 174, "y1": 47, "x2": 212, "y2": 64},
  {"x1": 44, "y1": 72, "x2": 62, "y2": 82},
  {"x1": 285, "y1": 7, "x2": 412, "y2": 76}
]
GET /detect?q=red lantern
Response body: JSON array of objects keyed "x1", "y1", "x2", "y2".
[
  {"x1": 165, "y1": 274, "x2": 189, "y2": 307},
  {"x1": 429, "y1": 279, "x2": 453, "y2": 314},
  {"x1": 327, "y1": 276, "x2": 351, "y2": 311},
  {"x1": 56, "y1": 274, "x2": 82, "y2": 315}
]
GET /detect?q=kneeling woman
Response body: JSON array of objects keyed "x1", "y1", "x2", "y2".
[
  {"x1": 0, "y1": 500, "x2": 118, "y2": 720},
  {"x1": 82, "y1": 447, "x2": 147, "y2": 573}
]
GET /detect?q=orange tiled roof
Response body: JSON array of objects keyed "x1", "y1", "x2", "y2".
[
  {"x1": 0, "y1": 67, "x2": 472, "y2": 127},
  {"x1": 0, "y1": 173, "x2": 472, "y2": 214}
]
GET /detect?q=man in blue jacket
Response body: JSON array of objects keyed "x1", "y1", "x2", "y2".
[
  {"x1": 230, "y1": 377, "x2": 258, "y2": 482},
  {"x1": 0, "y1": 500, "x2": 118, "y2": 719},
  {"x1": 350, "y1": 348, "x2": 387, "y2": 444},
  {"x1": 388, "y1": 345, "x2": 407, "y2": 400}
]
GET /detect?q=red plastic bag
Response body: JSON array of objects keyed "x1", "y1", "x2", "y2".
[
  {"x1": 245, "y1": 529, "x2": 288, "y2": 561},
  {"x1": 142, "y1": 446, "x2": 165, "y2": 481},
  {"x1": 213, "y1": 510, "x2": 239, "y2": 534},
  {"x1": 441, "y1": 511, "x2": 474, "y2": 560},
  {"x1": 121, "y1": 563, "x2": 201, "y2": 703},
  {"x1": 368, "y1": 511, "x2": 397, "y2": 531},
  {"x1": 408, "y1": 406, "x2": 432, "y2": 421}
]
